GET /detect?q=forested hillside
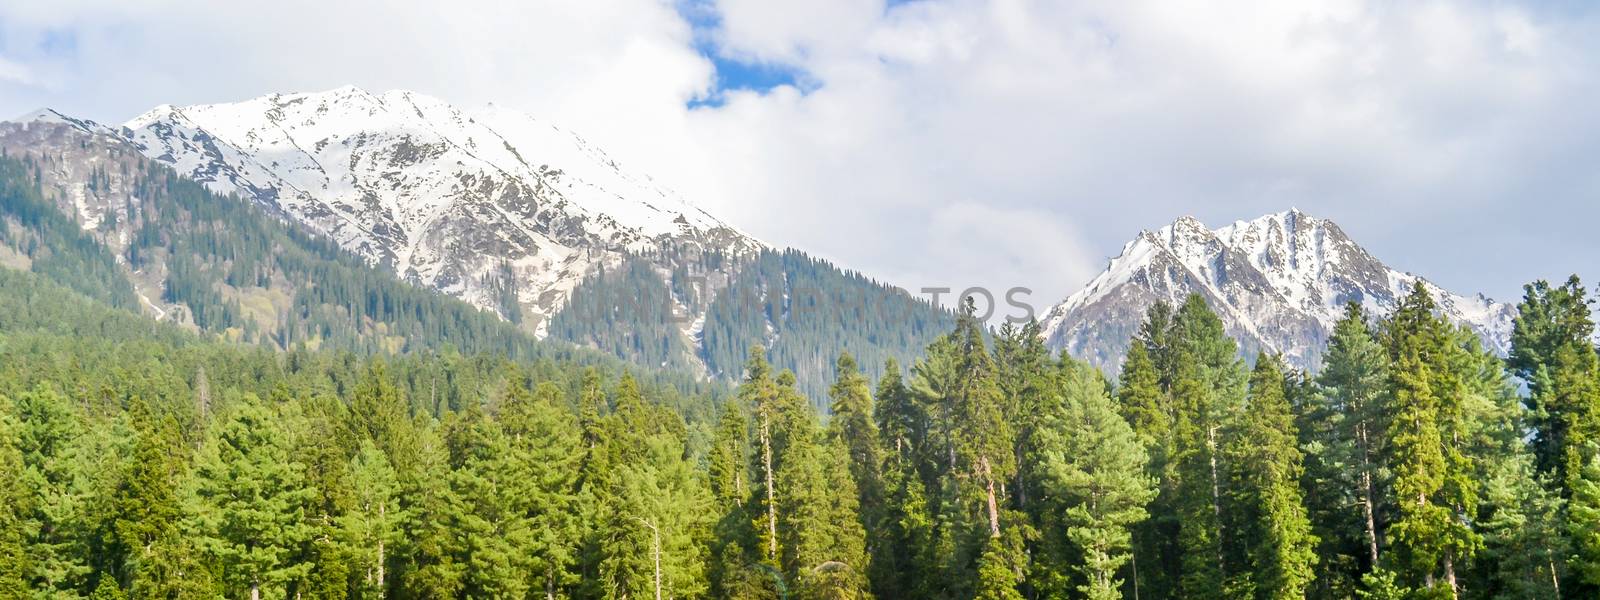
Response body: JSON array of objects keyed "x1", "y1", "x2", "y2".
[
  {"x1": 2, "y1": 119, "x2": 949, "y2": 410},
  {"x1": 0, "y1": 125, "x2": 563, "y2": 359},
  {"x1": 6, "y1": 239, "x2": 1600, "y2": 598},
  {"x1": 551, "y1": 247, "x2": 954, "y2": 407}
]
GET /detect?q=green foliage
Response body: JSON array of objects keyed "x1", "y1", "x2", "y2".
[
  {"x1": 0, "y1": 155, "x2": 137, "y2": 310},
  {"x1": 182, "y1": 393, "x2": 315, "y2": 598},
  {"x1": 1228, "y1": 355, "x2": 1317, "y2": 599},
  {"x1": 556, "y1": 248, "x2": 955, "y2": 410},
  {"x1": 1381, "y1": 284, "x2": 1481, "y2": 596},
  {"x1": 1572, "y1": 445, "x2": 1600, "y2": 588},
  {"x1": 1299, "y1": 303, "x2": 1389, "y2": 598},
  {"x1": 1032, "y1": 359, "x2": 1156, "y2": 600},
  {"x1": 0, "y1": 398, "x2": 31, "y2": 599}
]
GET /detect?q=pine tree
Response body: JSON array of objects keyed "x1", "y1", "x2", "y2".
[
  {"x1": 1120, "y1": 332, "x2": 1179, "y2": 600},
  {"x1": 1167, "y1": 294, "x2": 1247, "y2": 598},
  {"x1": 874, "y1": 358, "x2": 922, "y2": 467},
  {"x1": 948, "y1": 297, "x2": 1015, "y2": 542},
  {"x1": 0, "y1": 397, "x2": 31, "y2": 599},
  {"x1": 397, "y1": 419, "x2": 465, "y2": 597},
  {"x1": 291, "y1": 391, "x2": 357, "y2": 600},
  {"x1": 340, "y1": 439, "x2": 402, "y2": 599},
  {"x1": 708, "y1": 399, "x2": 759, "y2": 598},
  {"x1": 871, "y1": 360, "x2": 933, "y2": 599},
  {"x1": 1571, "y1": 445, "x2": 1600, "y2": 589},
  {"x1": 1475, "y1": 451, "x2": 1566, "y2": 599},
  {"x1": 445, "y1": 405, "x2": 538, "y2": 598},
  {"x1": 1033, "y1": 359, "x2": 1156, "y2": 600},
  {"x1": 974, "y1": 525, "x2": 1028, "y2": 600},
  {"x1": 113, "y1": 395, "x2": 206, "y2": 597},
  {"x1": 502, "y1": 379, "x2": 584, "y2": 599},
  {"x1": 827, "y1": 353, "x2": 886, "y2": 594},
  {"x1": 1229, "y1": 355, "x2": 1317, "y2": 600},
  {"x1": 742, "y1": 347, "x2": 785, "y2": 570},
  {"x1": 183, "y1": 393, "x2": 315, "y2": 600},
  {"x1": 1299, "y1": 303, "x2": 1389, "y2": 597},
  {"x1": 1382, "y1": 283, "x2": 1480, "y2": 599},
  {"x1": 1508, "y1": 277, "x2": 1600, "y2": 485},
  {"x1": 593, "y1": 406, "x2": 713, "y2": 599},
  {"x1": 13, "y1": 385, "x2": 93, "y2": 594}
]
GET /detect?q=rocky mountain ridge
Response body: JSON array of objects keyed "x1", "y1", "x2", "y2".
[{"x1": 1039, "y1": 209, "x2": 1515, "y2": 371}]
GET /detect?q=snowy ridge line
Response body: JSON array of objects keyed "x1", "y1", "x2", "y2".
[{"x1": 1041, "y1": 209, "x2": 1517, "y2": 371}]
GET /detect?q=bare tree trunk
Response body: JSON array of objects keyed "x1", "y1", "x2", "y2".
[
  {"x1": 651, "y1": 521, "x2": 663, "y2": 600},
  {"x1": 981, "y1": 456, "x2": 1001, "y2": 538},
  {"x1": 251, "y1": 581, "x2": 261, "y2": 600},
  {"x1": 1549, "y1": 551, "x2": 1561, "y2": 598},
  {"x1": 1131, "y1": 549, "x2": 1141, "y2": 600},
  {"x1": 377, "y1": 501, "x2": 386, "y2": 592},
  {"x1": 735, "y1": 470, "x2": 745, "y2": 507},
  {"x1": 1207, "y1": 425, "x2": 1225, "y2": 567},
  {"x1": 1443, "y1": 550, "x2": 1459, "y2": 600},
  {"x1": 1358, "y1": 422, "x2": 1380, "y2": 566},
  {"x1": 761, "y1": 412, "x2": 779, "y2": 562}
]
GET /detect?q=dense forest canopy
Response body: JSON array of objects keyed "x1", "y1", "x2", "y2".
[{"x1": 4, "y1": 245, "x2": 1600, "y2": 599}]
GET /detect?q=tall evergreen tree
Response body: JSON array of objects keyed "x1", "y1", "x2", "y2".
[
  {"x1": 183, "y1": 393, "x2": 315, "y2": 600},
  {"x1": 113, "y1": 395, "x2": 209, "y2": 597},
  {"x1": 1299, "y1": 303, "x2": 1390, "y2": 597},
  {"x1": 1229, "y1": 355, "x2": 1317, "y2": 600},
  {"x1": 870, "y1": 360, "x2": 934, "y2": 599},
  {"x1": 739, "y1": 347, "x2": 785, "y2": 573},
  {"x1": 0, "y1": 396, "x2": 31, "y2": 599},
  {"x1": 1509, "y1": 277, "x2": 1600, "y2": 483},
  {"x1": 1382, "y1": 283, "x2": 1480, "y2": 599},
  {"x1": 1571, "y1": 445, "x2": 1600, "y2": 590},
  {"x1": 827, "y1": 353, "x2": 886, "y2": 597},
  {"x1": 1120, "y1": 333, "x2": 1179, "y2": 600},
  {"x1": 1033, "y1": 359, "x2": 1156, "y2": 600},
  {"x1": 503, "y1": 379, "x2": 585, "y2": 598},
  {"x1": 1167, "y1": 294, "x2": 1247, "y2": 598},
  {"x1": 13, "y1": 385, "x2": 94, "y2": 595}
]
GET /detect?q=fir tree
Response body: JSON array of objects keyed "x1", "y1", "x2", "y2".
[
  {"x1": 1119, "y1": 333, "x2": 1179, "y2": 600},
  {"x1": 1382, "y1": 283, "x2": 1480, "y2": 599},
  {"x1": 503, "y1": 379, "x2": 585, "y2": 598},
  {"x1": 827, "y1": 353, "x2": 886, "y2": 594},
  {"x1": 1033, "y1": 359, "x2": 1156, "y2": 600},
  {"x1": 1229, "y1": 355, "x2": 1317, "y2": 600},
  {"x1": 1299, "y1": 303, "x2": 1389, "y2": 597},
  {"x1": 0, "y1": 398, "x2": 30, "y2": 599},
  {"x1": 13, "y1": 385, "x2": 94, "y2": 594},
  {"x1": 1571, "y1": 445, "x2": 1600, "y2": 589},
  {"x1": 182, "y1": 393, "x2": 315, "y2": 600},
  {"x1": 1167, "y1": 294, "x2": 1247, "y2": 598},
  {"x1": 340, "y1": 440, "x2": 402, "y2": 599}
]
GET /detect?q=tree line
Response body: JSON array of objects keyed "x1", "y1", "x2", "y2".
[{"x1": 4, "y1": 272, "x2": 1600, "y2": 599}]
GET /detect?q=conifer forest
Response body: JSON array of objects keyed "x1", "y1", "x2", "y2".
[{"x1": 4, "y1": 256, "x2": 1600, "y2": 599}]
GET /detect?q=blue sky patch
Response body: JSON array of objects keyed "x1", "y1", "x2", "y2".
[{"x1": 678, "y1": 0, "x2": 810, "y2": 108}]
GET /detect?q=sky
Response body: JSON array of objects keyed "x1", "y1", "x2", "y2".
[{"x1": 1, "y1": 0, "x2": 1597, "y2": 311}]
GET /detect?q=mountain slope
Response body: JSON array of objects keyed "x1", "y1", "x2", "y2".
[
  {"x1": 1040, "y1": 209, "x2": 1514, "y2": 371},
  {"x1": 119, "y1": 86, "x2": 760, "y2": 334},
  {"x1": 8, "y1": 93, "x2": 950, "y2": 405},
  {"x1": 0, "y1": 116, "x2": 555, "y2": 357}
]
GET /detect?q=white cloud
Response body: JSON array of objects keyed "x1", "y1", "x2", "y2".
[
  {"x1": 1, "y1": 0, "x2": 1597, "y2": 307},
  {"x1": 0, "y1": 56, "x2": 33, "y2": 85}
]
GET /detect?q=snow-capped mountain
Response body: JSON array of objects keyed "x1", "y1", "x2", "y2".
[
  {"x1": 1039, "y1": 209, "x2": 1515, "y2": 371},
  {"x1": 115, "y1": 86, "x2": 760, "y2": 333}
]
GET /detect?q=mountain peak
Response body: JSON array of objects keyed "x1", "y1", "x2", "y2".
[
  {"x1": 1041, "y1": 209, "x2": 1513, "y2": 371},
  {"x1": 111, "y1": 88, "x2": 761, "y2": 334},
  {"x1": 9, "y1": 108, "x2": 114, "y2": 136}
]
